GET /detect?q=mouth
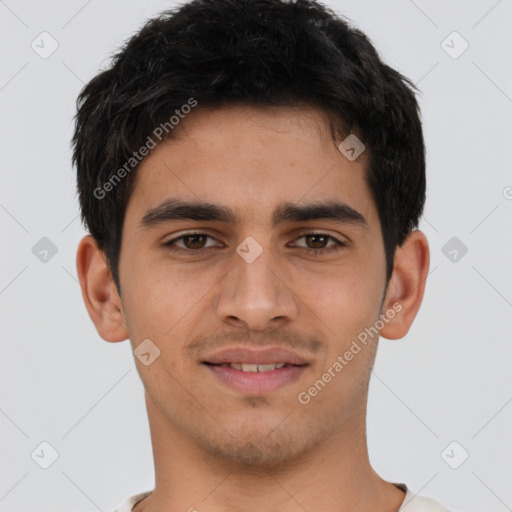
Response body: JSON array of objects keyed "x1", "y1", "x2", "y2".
[
  {"x1": 201, "y1": 347, "x2": 310, "y2": 395},
  {"x1": 203, "y1": 346, "x2": 309, "y2": 366},
  {"x1": 205, "y1": 362, "x2": 298, "y2": 372}
]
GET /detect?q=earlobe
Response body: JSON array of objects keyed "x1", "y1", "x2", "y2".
[
  {"x1": 76, "y1": 235, "x2": 129, "y2": 342},
  {"x1": 379, "y1": 230, "x2": 430, "y2": 340}
]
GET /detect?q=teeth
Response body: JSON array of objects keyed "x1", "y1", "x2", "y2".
[{"x1": 227, "y1": 363, "x2": 287, "y2": 372}]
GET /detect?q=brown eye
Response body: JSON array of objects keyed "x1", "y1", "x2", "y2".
[
  {"x1": 181, "y1": 234, "x2": 208, "y2": 249},
  {"x1": 164, "y1": 232, "x2": 220, "y2": 253},
  {"x1": 292, "y1": 233, "x2": 346, "y2": 255},
  {"x1": 304, "y1": 234, "x2": 329, "y2": 249}
]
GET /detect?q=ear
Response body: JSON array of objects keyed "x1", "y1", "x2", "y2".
[
  {"x1": 379, "y1": 230, "x2": 430, "y2": 340},
  {"x1": 76, "y1": 235, "x2": 129, "y2": 342}
]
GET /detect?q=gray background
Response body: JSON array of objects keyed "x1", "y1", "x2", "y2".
[{"x1": 1, "y1": 0, "x2": 511, "y2": 511}]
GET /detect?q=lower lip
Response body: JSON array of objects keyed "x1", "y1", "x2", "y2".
[{"x1": 205, "y1": 364, "x2": 307, "y2": 395}]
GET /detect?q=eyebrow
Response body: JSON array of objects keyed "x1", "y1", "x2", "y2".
[{"x1": 139, "y1": 198, "x2": 368, "y2": 229}]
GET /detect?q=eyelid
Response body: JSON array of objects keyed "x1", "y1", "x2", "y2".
[
  {"x1": 289, "y1": 232, "x2": 347, "y2": 251},
  {"x1": 163, "y1": 230, "x2": 345, "y2": 244},
  {"x1": 163, "y1": 230, "x2": 347, "y2": 254},
  {"x1": 164, "y1": 231, "x2": 223, "y2": 247},
  {"x1": 292, "y1": 229, "x2": 347, "y2": 243}
]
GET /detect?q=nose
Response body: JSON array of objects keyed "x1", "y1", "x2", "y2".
[{"x1": 215, "y1": 240, "x2": 298, "y2": 331}]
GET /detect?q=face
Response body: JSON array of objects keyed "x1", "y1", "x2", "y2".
[{"x1": 117, "y1": 104, "x2": 391, "y2": 467}]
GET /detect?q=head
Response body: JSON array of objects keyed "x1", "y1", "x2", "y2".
[{"x1": 74, "y1": 0, "x2": 429, "y2": 468}]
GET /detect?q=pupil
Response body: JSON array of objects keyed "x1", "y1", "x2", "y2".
[
  {"x1": 185, "y1": 235, "x2": 205, "y2": 249},
  {"x1": 307, "y1": 234, "x2": 326, "y2": 249},
  {"x1": 183, "y1": 234, "x2": 328, "y2": 250}
]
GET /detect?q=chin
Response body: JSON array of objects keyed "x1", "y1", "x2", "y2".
[
  {"x1": 208, "y1": 439, "x2": 300, "y2": 469},
  {"x1": 194, "y1": 422, "x2": 320, "y2": 471}
]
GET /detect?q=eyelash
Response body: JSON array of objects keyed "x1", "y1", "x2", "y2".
[{"x1": 163, "y1": 232, "x2": 346, "y2": 256}]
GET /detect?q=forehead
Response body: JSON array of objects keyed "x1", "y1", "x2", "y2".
[{"x1": 124, "y1": 104, "x2": 377, "y2": 228}]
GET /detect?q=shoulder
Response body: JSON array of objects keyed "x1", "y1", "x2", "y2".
[
  {"x1": 112, "y1": 491, "x2": 152, "y2": 512},
  {"x1": 401, "y1": 495, "x2": 452, "y2": 511},
  {"x1": 397, "y1": 483, "x2": 452, "y2": 512}
]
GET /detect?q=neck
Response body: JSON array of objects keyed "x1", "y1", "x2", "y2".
[{"x1": 133, "y1": 391, "x2": 405, "y2": 512}]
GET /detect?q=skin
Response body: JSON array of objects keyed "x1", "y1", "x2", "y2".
[{"x1": 77, "y1": 104, "x2": 430, "y2": 512}]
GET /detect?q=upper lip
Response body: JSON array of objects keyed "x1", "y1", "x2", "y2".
[{"x1": 203, "y1": 346, "x2": 310, "y2": 366}]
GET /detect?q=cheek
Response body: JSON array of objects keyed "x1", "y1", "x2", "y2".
[
  {"x1": 119, "y1": 260, "x2": 167, "y2": 344},
  {"x1": 297, "y1": 267, "x2": 385, "y2": 379},
  {"x1": 311, "y1": 279, "x2": 381, "y2": 349},
  {"x1": 121, "y1": 271, "x2": 199, "y2": 387},
  {"x1": 121, "y1": 257, "x2": 218, "y2": 344}
]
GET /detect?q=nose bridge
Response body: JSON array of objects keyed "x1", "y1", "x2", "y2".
[
  {"x1": 236, "y1": 237, "x2": 276, "y2": 294},
  {"x1": 216, "y1": 235, "x2": 297, "y2": 328}
]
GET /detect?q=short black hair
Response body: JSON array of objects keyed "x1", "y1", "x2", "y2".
[{"x1": 72, "y1": 0, "x2": 426, "y2": 292}]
